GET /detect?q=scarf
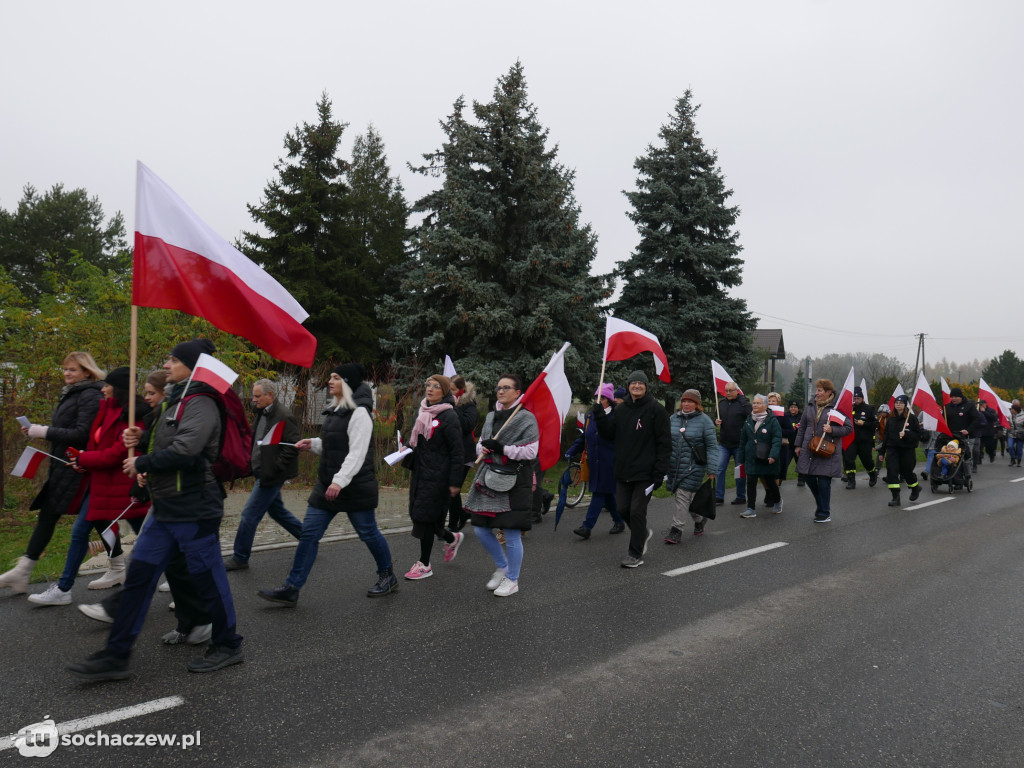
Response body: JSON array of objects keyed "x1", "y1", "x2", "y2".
[
  {"x1": 752, "y1": 410, "x2": 768, "y2": 428},
  {"x1": 410, "y1": 399, "x2": 453, "y2": 447}
]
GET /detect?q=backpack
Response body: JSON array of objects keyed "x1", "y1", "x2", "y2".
[{"x1": 181, "y1": 390, "x2": 253, "y2": 484}]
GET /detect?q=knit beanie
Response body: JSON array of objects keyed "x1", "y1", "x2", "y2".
[
  {"x1": 104, "y1": 366, "x2": 132, "y2": 391},
  {"x1": 169, "y1": 338, "x2": 215, "y2": 371},
  {"x1": 681, "y1": 388, "x2": 702, "y2": 406},
  {"x1": 428, "y1": 374, "x2": 453, "y2": 398},
  {"x1": 332, "y1": 363, "x2": 366, "y2": 390},
  {"x1": 949, "y1": 387, "x2": 964, "y2": 399},
  {"x1": 627, "y1": 370, "x2": 649, "y2": 386},
  {"x1": 594, "y1": 383, "x2": 615, "y2": 401}
]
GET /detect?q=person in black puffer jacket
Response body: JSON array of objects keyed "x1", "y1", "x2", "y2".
[
  {"x1": 258, "y1": 363, "x2": 397, "y2": 606},
  {"x1": 1, "y1": 351, "x2": 104, "y2": 594},
  {"x1": 714, "y1": 385, "x2": 752, "y2": 505},
  {"x1": 402, "y1": 375, "x2": 465, "y2": 581},
  {"x1": 881, "y1": 394, "x2": 922, "y2": 506},
  {"x1": 593, "y1": 370, "x2": 671, "y2": 569},
  {"x1": 447, "y1": 376, "x2": 479, "y2": 531}
]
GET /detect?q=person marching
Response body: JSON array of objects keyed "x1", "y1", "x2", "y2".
[
  {"x1": 736, "y1": 394, "x2": 783, "y2": 518},
  {"x1": 794, "y1": 379, "x2": 853, "y2": 523},
  {"x1": 842, "y1": 386, "x2": 878, "y2": 489},
  {"x1": 446, "y1": 375, "x2": 479, "y2": 532},
  {"x1": 880, "y1": 394, "x2": 922, "y2": 507},
  {"x1": 663, "y1": 389, "x2": 718, "y2": 541},
  {"x1": 569, "y1": 383, "x2": 626, "y2": 539}
]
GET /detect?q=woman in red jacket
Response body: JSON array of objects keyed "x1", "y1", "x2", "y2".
[{"x1": 28, "y1": 367, "x2": 151, "y2": 606}]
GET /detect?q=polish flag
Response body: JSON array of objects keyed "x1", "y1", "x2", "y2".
[
  {"x1": 191, "y1": 353, "x2": 238, "y2": 394},
  {"x1": 827, "y1": 409, "x2": 847, "y2": 426},
  {"x1": 769, "y1": 404, "x2": 785, "y2": 418},
  {"x1": 911, "y1": 372, "x2": 951, "y2": 437},
  {"x1": 711, "y1": 360, "x2": 742, "y2": 397},
  {"x1": 860, "y1": 378, "x2": 869, "y2": 403},
  {"x1": 576, "y1": 411, "x2": 586, "y2": 429},
  {"x1": 443, "y1": 355, "x2": 457, "y2": 379},
  {"x1": 887, "y1": 383, "x2": 906, "y2": 413},
  {"x1": 979, "y1": 378, "x2": 1011, "y2": 428},
  {"x1": 836, "y1": 367, "x2": 856, "y2": 450},
  {"x1": 522, "y1": 342, "x2": 573, "y2": 471},
  {"x1": 258, "y1": 420, "x2": 287, "y2": 446},
  {"x1": 11, "y1": 447, "x2": 48, "y2": 478},
  {"x1": 133, "y1": 162, "x2": 317, "y2": 367},
  {"x1": 604, "y1": 317, "x2": 670, "y2": 383},
  {"x1": 939, "y1": 377, "x2": 951, "y2": 406}
]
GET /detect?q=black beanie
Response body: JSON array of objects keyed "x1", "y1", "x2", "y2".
[
  {"x1": 104, "y1": 366, "x2": 131, "y2": 391},
  {"x1": 170, "y1": 338, "x2": 216, "y2": 371},
  {"x1": 332, "y1": 363, "x2": 366, "y2": 390},
  {"x1": 949, "y1": 387, "x2": 964, "y2": 399}
]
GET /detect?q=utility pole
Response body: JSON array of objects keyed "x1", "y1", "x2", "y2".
[
  {"x1": 805, "y1": 356, "x2": 812, "y2": 405},
  {"x1": 912, "y1": 333, "x2": 926, "y2": 386}
]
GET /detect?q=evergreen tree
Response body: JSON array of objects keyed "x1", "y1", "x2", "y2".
[
  {"x1": 242, "y1": 94, "x2": 383, "y2": 366},
  {"x1": 981, "y1": 349, "x2": 1024, "y2": 391},
  {"x1": 381, "y1": 63, "x2": 611, "y2": 391},
  {"x1": 0, "y1": 183, "x2": 129, "y2": 302},
  {"x1": 613, "y1": 91, "x2": 754, "y2": 399},
  {"x1": 786, "y1": 369, "x2": 809, "y2": 406}
]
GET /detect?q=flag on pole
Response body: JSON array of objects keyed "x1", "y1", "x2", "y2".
[
  {"x1": 604, "y1": 317, "x2": 671, "y2": 383},
  {"x1": 191, "y1": 353, "x2": 238, "y2": 394},
  {"x1": 911, "y1": 372, "x2": 951, "y2": 437},
  {"x1": 887, "y1": 383, "x2": 906, "y2": 413},
  {"x1": 979, "y1": 378, "x2": 1011, "y2": 428},
  {"x1": 443, "y1": 355, "x2": 457, "y2": 379},
  {"x1": 576, "y1": 411, "x2": 586, "y2": 429},
  {"x1": 836, "y1": 367, "x2": 856, "y2": 450},
  {"x1": 711, "y1": 360, "x2": 742, "y2": 397},
  {"x1": 769, "y1": 404, "x2": 785, "y2": 418},
  {"x1": 11, "y1": 447, "x2": 48, "y2": 478},
  {"x1": 860, "y1": 378, "x2": 869, "y2": 403},
  {"x1": 522, "y1": 342, "x2": 573, "y2": 471},
  {"x1": 133, "y1": 162, "x2": 317, "y2": 367},
  {"x1": 939, "y1": 377, "x2": 951, "y2": 406},
  {"x1": 257, "y1": 420, "x2": 287, "y2": 446},
  {"x1": 827, "y1": 409, "x2": 847, "y2": 426}
]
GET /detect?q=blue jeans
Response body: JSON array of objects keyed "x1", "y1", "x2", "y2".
[
  {"x1": 473, "y1": 526, "x2": 523, "y2": 581},
  {"x1": 925, "y1": 448, "x2": 937, "y2": 475},
  {"x1": 805, "y1": 475, "x2": 832, "y2": 514},
  {"x1": 582, "y1": 491, "x2": 623, "y2": 529},
  {"x1": 1009, "y1": 438, "x2": 1023, "y2": 462},
  {"x1": 231, "y1": 478, "x2": 303, "y2": 563},
  {"x1": 58, "y1": 497, "x2": 92, "y2": 592},
  {"x1": 286, "y1": 506, "x2": 392, "y2": 589},
  {"x1": 715, "y1": 445, "x2": 744, "y2": 500}
]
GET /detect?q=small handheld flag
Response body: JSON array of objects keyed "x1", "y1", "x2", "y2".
[
  {"x1": 256, "y1": 420, "x2": 297, "y2": 447},
  {"x1": 11, "y1": 447, "x2": 51, "y2": 478}
]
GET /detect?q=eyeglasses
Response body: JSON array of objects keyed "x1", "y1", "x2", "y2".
[
  {"x1": 495, "y1": 385, "x2": 514, "y2": 392},
  {"x1": 424, "y1": 382, "x2": 442, "y2": 390}
]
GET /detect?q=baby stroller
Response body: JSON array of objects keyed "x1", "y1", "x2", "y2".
[{"x1": 930, "y1": 436, "x2": 973, "y2": 494}]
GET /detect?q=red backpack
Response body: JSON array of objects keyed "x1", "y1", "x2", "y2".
[{"x1": 181, "y1": 390, "x2": 253, "y2": 484}]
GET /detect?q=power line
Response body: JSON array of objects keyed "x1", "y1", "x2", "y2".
[{"x1": 750, "y1": 310, "x2": 1021, "y2": 345}]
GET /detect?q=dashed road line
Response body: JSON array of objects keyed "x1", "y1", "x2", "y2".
[
  {"x1": 662, "y1": 542, "x2": 788, "y2": 577},
  {"x1": 904, "y1": 497, "x2": 956, "y2": 510}
]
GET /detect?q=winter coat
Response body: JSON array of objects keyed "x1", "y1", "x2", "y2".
[
  {"x1": 29, "y1": 379, "x2": 104, "y2": 517},
  {"x1": 850, "y1": 402, "x2": 877, "y2": 443},
  {"x1": 593, "y1": 393, "x2": 672, "y2": 484},
  {"x1": 737, "y1": 412, "x2": 783, "y2": 477},
  {"x1": 976, "y1": 407, "x2": 998, "y2": 438},
  {"x1": 1011, "y1": 410, "x2": 1024, "y2": 439},
  {"x1": 795, "y1": 398, "x2": 854, "y2": 478},
  {"x1": 464, "y1": 403, "x2": 539, "y2": 531},
  {"x1": 133, "y1": 381, "x2": 223, "y2": 522},
  {"x1": 567, "y1": 409, "x2": 617, "y2": 496},
  {"x1": 252, "y1": 401, "x2": 300, "y2": 486},
  {"x1": 881, "y1": 409, "x2": 921, "y2": 451},
  {"x1": 308, "y1": 382, "x2": 378, "y2": 513},
  {"x1": 716, "y1": 394, "x2": 752, "y2": 448},
  {"x1": 72, "y1": 397, "x2": 152, "y2": 522},
  {"x1": 408, "y1": 395, "x2": 464, "y2": 525},
  {"x1": 454, "y1": 388, "x2": 480, "y2": 466},
  {"x1": 665, "y1": 409, "x2": 719, "y2": 493},
  {"x1": 945, "y1": 400, "x2": 984, "y2": 438}
]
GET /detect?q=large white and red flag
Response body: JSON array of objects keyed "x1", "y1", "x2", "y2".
[
  {"x1": 939, "y1": 377, "x2": 952, "y2": 406},
  {"x1": 522, "y1": 342, "x2": 573, "y2": 471},
  {"x1": 133, "y1": 162, "x2": 317, "y2": 367},
  {"x1": 836, "y1": 367, "x2": 856, "y2": 450},
  {"x1": 887, "y1": 383, "x2": 906, "y2": 413},
  {"x1": 978, "y1": 378, "x2": 1011, "y2": 428},
  {"x1": 911, "y1": 372, "x2": 951, "y2": 436},
  {"x1": 11, "y1": 447, "x2": 49, "y2": 478},
  {"x1": 711, "y1": 360, "x2": 742, "y2": 397},
  {"x1": 191, "y1": 353, "x2": 238, "y2": 394},
  {"x1": 604, "y1": 317, "x2": 671, "y2": 383}
]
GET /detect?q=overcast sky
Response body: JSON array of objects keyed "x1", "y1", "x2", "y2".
[{"x1": 2, "y1": 1, "x2": 1021, "y2": 374}]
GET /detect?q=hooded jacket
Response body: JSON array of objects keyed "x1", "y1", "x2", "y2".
[{"x1": 665, "y1": 409, "x2": 719, "y2": 493}]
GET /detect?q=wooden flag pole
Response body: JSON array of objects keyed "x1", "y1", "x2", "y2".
[
  {"x1": 128, "y1": 305, "x2": 138, "y2": 459},
  {"x1": 596, "y1": 356, "x2": 608, "y2": 404},
  {"x1": 473, "y1": 403, "x2": 524, "y2": 466}
]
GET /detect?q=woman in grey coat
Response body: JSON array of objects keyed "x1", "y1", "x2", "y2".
[
  {"x1": 794, "y1": 378, "x2": 853, "y2": 523},
  {"x1": 663, "y1": 389, "x2": 719, "y2": 542}
]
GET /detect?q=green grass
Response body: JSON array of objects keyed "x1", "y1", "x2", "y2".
[{"x1": 0, "y1": 503, "x2": 76, "y2": 585}]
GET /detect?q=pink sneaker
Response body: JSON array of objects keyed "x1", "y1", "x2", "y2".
[
  {"x1": 443, "y1": 531, "x2": 464, "y2": 563},
  {"x1": 404, "y1": 562, "x2": 433, "y2": 580}
]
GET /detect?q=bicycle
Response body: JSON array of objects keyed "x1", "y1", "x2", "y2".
[{"x1": 565, "y1": 457, "x2": 587, "y2": 507}]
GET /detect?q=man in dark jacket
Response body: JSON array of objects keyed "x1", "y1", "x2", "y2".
[
  {"x1": 976, "y1": 400, "x2": 999, "y2": 466},
  {"x1": 593, "y1": 370, "x2": 671, "y2": 568},
  {"x1": 842, "y1": 387, "x2": 878, "y2": 489},
  {"x1": 714, "y1": 384, "x2": 752, "y2": 504},
  {"x1": 68, "y1": 338, "x2": 244, "y2": 682},
  {"x1": 224, "y1": 379, "x2": 303, "y2": 571},
  {"x1": 945, "y1": 388, "x2": 984, "y2": 469}
]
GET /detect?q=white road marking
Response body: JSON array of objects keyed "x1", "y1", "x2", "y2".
[
  {"x1": 0, "y1": 696, "x2": 184, "y2": 751},
  {"x1": 1011, "y1": 477, "x2": 1024, "y2": 483},
  {"x1": 662, "y1": 542, "x2": 788, "y2": 577},
  {"x1": 904, "y1": 497, "x2": 956, "y2": 510}
]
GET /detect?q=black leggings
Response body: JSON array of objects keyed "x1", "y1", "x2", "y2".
[
  {"x1": 419, "y1": 526, "x2": 454, "y2": 566},
  {"x1": 747, "y1": 476, "x2": 781, "y2": 507},
  {"x1": 25, "y1": 505, "x2": 66, "y2": 561}
]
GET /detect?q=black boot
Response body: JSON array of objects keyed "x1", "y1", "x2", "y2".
[
  {"x1": 909, "y1": 484, "x2": 921, "y2": 501},
  {"x1": 888, "y1": 488, "x2": 901, "y2": 507},
  {"x1": 868, "y1": 470, "x2": 878, "y2": 487},
  {"x1": 845, "y1": 474, "x2": 856, "y2": 490},
  {"x1": 367, "y1": 568, "x2": 398, "y2": 597}
]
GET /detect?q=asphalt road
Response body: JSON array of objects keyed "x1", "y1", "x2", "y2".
[{"x1": 2, "y1": 462, "x2": 1024, "y2": 767}]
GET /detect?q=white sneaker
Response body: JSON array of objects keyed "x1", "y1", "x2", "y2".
[
  {"x1": 78, "y1": 603, "x2": 114, "y2": 623},
  {"x1": 158, "y1": 580, "x2": 171, "y2": 592},
  {"x1": 493, "y1": 577, "x2": 519, "y2": 597},
  {"x1": 27, "y1": 583, "x2": 72, "y2": 606},
  {"x1": 168, "y1": 601, "x2": 175, "y2": 611},
  {"x1": 772, "y1": 500, "x2": 784, "y2": 514},
  {"x1": 643, "y1": 528, "x2": 653, "y2": 555},
  {"x1": 485, "y1": 568, "x2": 508, "y2": 591}
]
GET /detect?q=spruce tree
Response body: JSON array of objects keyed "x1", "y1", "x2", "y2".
[
  {"x1": 381, "y1": 63, "x2": 610, "y2": 391},
  {"x1": 613, "y1": 91, "x2": 754, "y2": 399}
]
